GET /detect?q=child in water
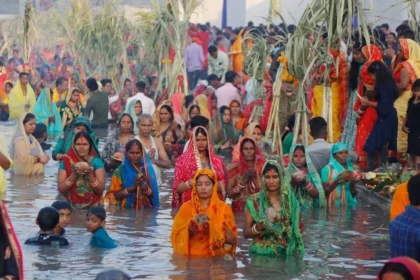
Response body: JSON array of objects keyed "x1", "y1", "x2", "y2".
[
  {"x1": 86, "y1": 206, "x2": 117, "y2": 249},
  {"x1": 51, "y1": 201, "x2": 72, "y2": 236},
  {"x1": 25, "y1": 207, "x2": 69, "y2": 247}
]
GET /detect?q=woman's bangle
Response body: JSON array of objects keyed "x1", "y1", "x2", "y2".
[
  {"x1": 144, "y1": 187, "x2": 152, "y2": 196},
  {"x1": 91, "y1": 179, "x2": 99, "y2": 188},
  {"x1": 233, "y1": 186, "x2": 241, "y2": 193},
  {"x1": 123, "y1": 189, "x2": 130, "y2": 196},
  {"x1": 251, "y1": 224, "x2": 262, "y2": 235},
  {"x1": 65, "y1": 178, "x2": 74, "y2": 187},
  {"x1": 186, "y1": 180, "x2": 192, "y2": 189}
]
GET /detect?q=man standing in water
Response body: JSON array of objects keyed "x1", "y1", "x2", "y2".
[
  {"x1": 85, "y1": 78, "x2": 109, "y2": 129},
  {"x1": 136, "y1": 114, "x2": 171, "y2": 186}
]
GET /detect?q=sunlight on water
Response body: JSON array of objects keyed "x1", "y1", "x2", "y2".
[{"x1": 1, "y1": 123, "x2": 390, "y2": 280}]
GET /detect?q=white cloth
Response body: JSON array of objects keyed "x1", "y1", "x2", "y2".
[
  {"x1": 126, "y1": 92, "x2": 156, "y2": 116},
  {"x1": 245, "y1": 77, "x2": 257, "y2": 104},
  {"x1": 135, "y1": 135, "x2": 162, "y2": 186},
  {"x1": 215, "y1": 83, "x2": 241, "y2": 109},
  {"x1": 208, "y1": 51, "x2": 229, "y2": 82}
]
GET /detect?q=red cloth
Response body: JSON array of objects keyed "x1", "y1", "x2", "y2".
[
  {"x1": 172, "y1": 126, "x2": 227, "y2": 208},
  {"x1": 188, "y1": 27, "x2": 209, "y2": 57}
]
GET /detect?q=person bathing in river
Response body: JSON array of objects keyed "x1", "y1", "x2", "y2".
[
  {"x1": 8, "y1": 72, "x2": 36, "y2": 120},
  {"x1": 53, "y1": 116, "x2": 98, "y2": 161},
  {"x1": 51, "y1": 201, "x2": 72, "y2": 236},
  {"x1": 227, "y1": 138, "x2": 265, "y2": 213},
  {"x1": 210, "y1": 106, "x2": 239, "y2": 161},
  {"x1": 57, "y1": 131, "x2": 105, "y2": 209},
  {"x1": 25, "y1": 207, "x2": 69, "y2": 247},
  {"x1": 125, "y1": 100, "x2": 142, "y2": 133},
  {"x1": 287, "y1": 144, "x2": 326, "y2": 209},
  {"x1": 105, "y1": 139, "x2": 159, "y2": 209},
  {"x1": 101, "y1": 114, "x2": 136, "y2": 173},
  {"x1": 136, "y1": 114, "x2": 171, "y2": 187},
  {"x1": 87, "y1": 206, "x2": 117, "y2": 249},
  {"x1": 33, "y1": 87, "x2": 63, "y2": 135}
]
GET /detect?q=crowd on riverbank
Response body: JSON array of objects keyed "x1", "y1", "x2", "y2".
[{"x1": 1, "y1": 18, "x2": 420, "y2": 279}]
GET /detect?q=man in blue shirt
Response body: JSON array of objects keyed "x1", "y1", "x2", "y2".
[{"x1": 389, "y1": 175, "x2": 420, "y2": 261}]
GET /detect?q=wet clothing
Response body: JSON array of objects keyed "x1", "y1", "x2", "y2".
[
  {"x1": 25, "y1": 233, "x2": 69, "y2": 247},
  {"x1": 90, "y1": 227, "x2": 117, "y2": 249}
]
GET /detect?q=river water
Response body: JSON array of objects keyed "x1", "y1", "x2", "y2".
[{"x1": 0, "y1": 123, "x2": 390, "y2": 280}]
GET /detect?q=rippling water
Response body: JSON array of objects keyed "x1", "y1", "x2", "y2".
[{"x1": 1, "y1": 123, "x2": 390, "y2": 280}]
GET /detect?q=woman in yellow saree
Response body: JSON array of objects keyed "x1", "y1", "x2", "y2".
[
  {"x1": 171, "y1": 168, "x2": 238, "y2": 257},
  {"x1": 194, "y1": 93, "x2": 211, "y2": 121},
  {"x1": 393, "y1": 39, "x2": 420, "y2": 155},
  {"x1": 8, "y1": 73, "x2": 36, "y2": 120},
  {"x1": 229, "y1": 29, "x2": 245, "y2": 73}
]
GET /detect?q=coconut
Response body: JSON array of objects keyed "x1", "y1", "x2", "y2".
[
  {"x1": 266, "y1": 207, "x2": 280, "y2": 223},
  {"x1": 194, "y1": 214, "x2": 210, "y2": 225},
  {"x1": 75, "y1": 162, "x2": 90, "y2": 171}
]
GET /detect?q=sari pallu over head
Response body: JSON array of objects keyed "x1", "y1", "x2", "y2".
[
  {"x1": 359, "y1": 45, "x2": 383, "y2": 92},
  {"x1": 62, "y1": 116, "x2": 98, "y2": 155},
  {"x1": 210, "y1": 106, "x2": 239, "y2": 147},
  {"x1": 287, "y1": 144, "x2": 326, "y2": 209},
  {"x1": 0, "y1": 201, "x2": 23, "y2": 280},
  {"x1": 121, "y1": 142, "x2": 159, "y2": 208},
  {"x1": 61, "y1": 87, "x2": 84, "y2": 128},
  {"x1": 62, "y1": 134, "x2": 102, "y2": 208},
  {"x1": 172, "y1": 126, "x2": 226, "y2": 208},
  {"x1": 229, "y1": 100, "x2": 248, "y2": 131},
  {"x1": 245, "y1": 161, "x2": 304, "y2": 256},
  {"x1": 194, "y1": 94, "x2": 211, "y2": 121},
  {"x1": 397, "y1": 38, "x2": 420, "y2": 84},
  {"x1": 33, "y1": 88, "x2": 63, "y2": 135},
  {"x1": 171, "y1": 168, "x2": 237, "y2": 257},
  {"x1": 8, "y1": 80, "x2": 37, "y2": 119}
]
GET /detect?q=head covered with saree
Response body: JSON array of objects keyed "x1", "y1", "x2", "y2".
[
  {"x1": 171, "y1": 168, "x2": 237, "y2": 257},
  {"x1": 172, "y1": 126, "x2": 226, "y2": 208},
  {"x1": 152, "y1": 104, "x2": 176, "y2": 138},
  {"x1": 121, "y1": 139, "x2": 159, "y2": 208},
  {"x1": 229, "y1": 99, "x2": 247, "y2": 131},
  {"x1": 126, "y1": 99, "x2": 142, "y2": 129},
  {"x1": 329, "y1": 142, "x2": 354, "y2": 175},
  {"x1": 210, "y1": 106, "x2": 239, "y2": 145},
  {"x1": 0, "y1": 201, "x2": 24, "y2": 280},
  {"x1": 62, "y1": 130, "x2": 101, "y2": 208},
  {"x1": 65, "y1": 87, "x2": 83, "y2": 110},
  {"x1": 62, "y1": 116, "x2": 98, "y2": 155},
  {"x1": 360, "y1": 44, "x2": 383, "y2": 91},
  {"x1": 8, "y1": 78, "x2": 37, "y2": 119},
  {"x1": 33, "y1": 87, "x2": 63, "y2": 135},
  {"x1": 246, "y1": 160, "x2": 304, "y2": 256},
  {"x1": 9, "y1": 112, "x2": 44, "y2": 160},
  {"x1": 288, "y1": 144, "x2": 326, "y2": 208},
  {"x1": 378, "y1": 257, "x2": 420, "y2": 280},
  {"x1": 397, "y1": 38, "x2": 420, "y2": 84},
  {"x1": 233, "y1": 137, "x2": 265, "y2": 174},
  {"x1": 194, "y1": 93, "x2": 211, "y2": 121},
  {"x1": 232, "y1": 122, "x2": 266, "y2": 162}
]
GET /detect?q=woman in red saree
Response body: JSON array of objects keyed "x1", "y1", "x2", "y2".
[
  {"x1": 354, "y1": 44, "x2": 382, "y2": 169},
  {"x1": 57, "y1": 131, "x2": 105, "y2": 209},
  {"x1": 172, "y1": 126, "x2": 227, "y2": 208},
  {"x1": 227, "y1": 138, "x2": 265, "y2": 213},
  {"x1": 1, "y1": 201, "x2": 23, "y2": 280}
]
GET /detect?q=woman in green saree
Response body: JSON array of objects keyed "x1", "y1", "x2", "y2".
[
  {"x1": 287, "y1": 144, "x2": 326, "y2": 209},
  {"x1": 60, "y1": 88, "x2": 84, "y2": 130},
  {"x1": 33, "y1": 87, "x2": 63, "y2": 135},
  {"x1": 210, "y1": 106, "x2": 239, "y2": 161},
  {"x1": 244, "y1": 160, "x2": 304, "y2": 257}
]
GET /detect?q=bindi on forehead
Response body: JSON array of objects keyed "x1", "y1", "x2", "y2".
[{"x1": 77, "y1": 137, "x2": 89, "y2": 144}]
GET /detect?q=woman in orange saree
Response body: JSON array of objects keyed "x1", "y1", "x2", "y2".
[
  {"x1": 170, "y1": 168, "x2": 237, "y2": 257},
  {"x1": 229, "y1": 100, "x2": 248, "y2": 132},
  {"x1": 229, "y1": 29, "x2": 245, "y2": 73},
  {"x1": 0, "y1": 201, "x2": 24, "y2": 280},
  {"x1": 392, "y1": 39, "x2": 420, "y2": 161},
  {"x1": 354, "y1": 44, "x2": 382, "y2": 169}
]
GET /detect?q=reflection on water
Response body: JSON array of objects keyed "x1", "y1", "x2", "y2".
[{"x1": 1, "y1": 124, "x2": 389, "y2": 279}]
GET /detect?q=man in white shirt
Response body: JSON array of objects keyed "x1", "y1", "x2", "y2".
[
  {"x1": 215, "y1": 71, "x2": 241, "y2": 109},
  {"x1": 208, "y1": 45, "x2": 229, "y2": 82},
  {"x1": 126, "y1": 81, "x2": 156, "y2": 116}
]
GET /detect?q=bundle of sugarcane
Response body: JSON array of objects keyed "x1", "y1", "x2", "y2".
[{"x1": 243, "y1": 31, "x2": 274, "y2": 123}]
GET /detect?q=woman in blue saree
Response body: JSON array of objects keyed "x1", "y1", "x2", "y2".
[
  {"x1": 105, "y1": 139, "x2": 159, "y2": 208},
  {"x1": 33, "y1": 88, "x2": 63, "y2": 135},
  {"x1": 52, "y1": 116, "x2": 98, "y2": 161},
  {"x1": 321, "y1": 142, "x2": 358, "y2": 208}
]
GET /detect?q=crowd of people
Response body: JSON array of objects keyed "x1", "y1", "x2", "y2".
[{"x1": 0, "y1": 19, "x2": 420, "y2": 280}]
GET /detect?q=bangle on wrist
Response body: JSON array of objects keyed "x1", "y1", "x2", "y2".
[
  {"x1": 91, "y1": 179, "x2": 99, "y2": 188},
  {"x1": 251, "y1": 224, "x2": 262, "y2": 235},
  {"x1": 65, "y1": 178, "x2": 74, "y2": 187},
  {"x1": 123, "y1": 189, "x2": 130, "y2": 196}
]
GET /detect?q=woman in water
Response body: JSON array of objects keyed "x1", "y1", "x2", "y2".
[
  {"x1": 210, "y1": 106, "x2": 239, "y2": 160},
  {"x1": 229, "y1": 100, "x2": 247, "y2": 132},
  {"x1": 171, "y1": 168, "x2": 237, "y2": 257},
  {"x1": 125, "y1": 100, "x2": 142, "y2": 133},
  {"x1": 33, "y1": 87, "x2": 63, "y2": 135},
  {"x1": 9, "y1": 113, "x2": 49, "y2": 175},
  {"x1": 57, "y1": 131, "x2": 105, "y2": 209},
  {"x1": 105, "y1": 139, "x2": 159, "y2": 209},
  {"x1": 60, "y1": 88, "x2": 84, "y2": 130}
]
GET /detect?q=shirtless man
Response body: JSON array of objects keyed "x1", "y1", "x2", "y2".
[{"x1": 136, "y1": 114, "x2": 171, "y2": 186}]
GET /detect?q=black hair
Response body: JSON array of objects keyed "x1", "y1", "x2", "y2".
[
  {"x1": 86, "y1": 78, "x2": 99, "y2": 91},
  {"x1": 215, "y1": 37, "x2": 224, "y2": 47},
  {"x1": 13, "y1": 49, "x2": 19, "y2": 53},
  {"x1": 413, "y1": 79, "x2": 420, "y2": 91},
  {"x1": 241, "y1": 138, "x2": 255, "y2": 152},
  {"x1": 408, "y1": 175, "x2": 420, "y2": 206},
  {"x1": 55, "y1": 76, "x2": 66, "y2": 87},
  {"x1": 135, "y1": 81, "x2": 146, "y2": 92},
  {"x1": 51, "y1": 201, "x2": 72, "y2": 213},
  {"x1": 148, "y1": 76, "x2": 157, "y2": 85},
  {"x1": 87, "y1": 206, "x2": 106, "y2": 221},
  {"x1": 219, "y1": 105, "x2": 231, "y2": 118},
  {"x1": 225, "y1": 71, "x2": 237, "y2": 83},
  {"x1": 396, "y1": 24, "x2": 411, "y2": 35},
  {"x1": 191, "y1": 116, "x2": 209, "y2": 129},
  {"x1": 4, "y1": 81, "x2": 13, "y2": 89},
  {"x1": 207, "y1": 74, "x2": 220, "y2": 82},
  {"x1": 160, "y1": 104, "x2": 174, "y2": 122},
  {"x1": 95, "y1": 270, "x2": 132, "y2": 280},
  {"x1": 262, "y1": 162, "x2": 280, "y2": 175},
  {"x1": 124, "y1": 78, "x2": 131, "y2": 86},
  {"x1": 309, "y1": 117, "x2": 327, "y2": 138},
  {"x1": 247, "y1": 21, "x2": 254, "y2": 27},
  {"x1": 37, "y1": 207, "x2": 60, "y2": 231},
  {"x1": 184, "y1": 95, "x2": 194, "y2": 108},
  {"x1": 388, "y1": 32, "x2": 397, "y2": 39},
  {"x1": 118, "y1": 113, "x2": 134, "y2": 133},
  {"x1": 293, "y1": 145, "x2": 306, "y2": 155},
  {"x1": 125, "y1": 138, "x2": 143, "y2": 153},
  {"x1": 282, "y1": 115, "x2": 295, "y2": 142},
  {"x1": 23, "y1": 113, "x2": 35, "y2": 125},
  {"x1": 367, "y1": 61, "x2": 399, "y2": 100},
  {"x1": 73, "y1": 131, "x2": 94, "y2": 154},
  {"x1": 194, "y1": 126, "x2": 208, "y2": 138},
  {"x1": 208, "y1": 45, "x2": 218, "y2": 54},
  {"x1": 189, "y1": 104, "x2": 200, "y2": 117},
  {"x1": 100, "y1": 79, "x2": 112, "y2": 87},
  {"x1": 380, "y1": 23, "x2": 390, "y2": 30},
  {"x1": 349, "y1": 41, "x2": 364, "y2": 91},
  {"x1": 400, "y1": 29, "x2": 415, "y2": 40},
  {"x1": 33, "y1": 123, "x2": 47, "y2": 139},
  {"x1": 378, "y1": 262, "x2": 413, "y2": 280},
  {"x1": 19, "y1": 72, "x2": 29, "y2": 79}
]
